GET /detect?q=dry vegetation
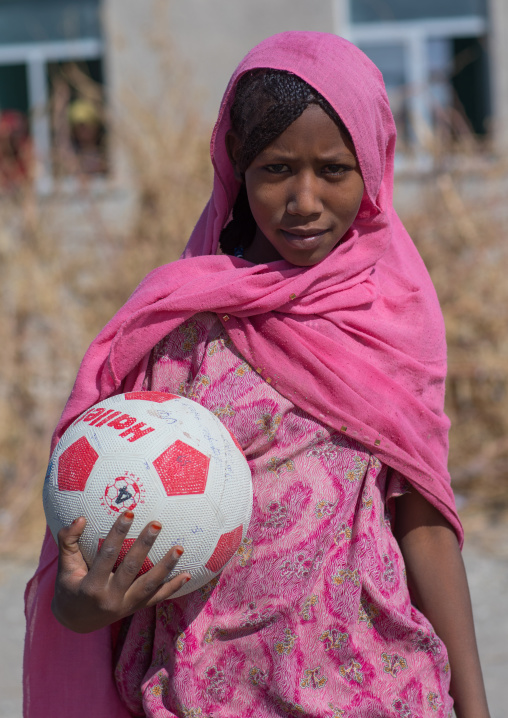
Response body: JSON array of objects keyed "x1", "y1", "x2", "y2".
[
  {"x1": 404, "y1": 150, "x2": 508, "y2": 542},
  {"x1": 0, "y1": 61, "x2": 212, "y2": 557},
  {"x1": 0, "y1": 66, "x2": 507, "y2": 558}
]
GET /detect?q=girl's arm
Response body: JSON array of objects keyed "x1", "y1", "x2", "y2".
[
  {"x1": 52, "y1": 512, "x2": 191, "y2": 633},
  {"x1": 394, "y1": 488, "x2": 490, "y2": 718}
]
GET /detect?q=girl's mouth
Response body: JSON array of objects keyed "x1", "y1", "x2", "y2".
[{"x1": 281, "y1": 229, "x2": 327, "y2": 243}]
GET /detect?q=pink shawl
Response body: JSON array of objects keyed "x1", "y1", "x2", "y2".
[{"x1": 24, "y1": 32, "x2": 461, "y2": 718}]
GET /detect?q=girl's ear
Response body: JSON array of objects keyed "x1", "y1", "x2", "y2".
[{"x1": 225, "y1": 130, "x2": 244, "y2": 182}]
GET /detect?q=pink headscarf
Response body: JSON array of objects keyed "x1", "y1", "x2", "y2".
[{"x1": 24, "y1": 32, "x2": 461, "y2": 718}]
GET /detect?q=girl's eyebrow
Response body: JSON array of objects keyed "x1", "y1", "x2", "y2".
[
  {"x1": 260, "y1": 149, "x2": 356, "y2": 161},
  {"x1": 319, "y1": 153, "x2": 357, "y2": 161}
]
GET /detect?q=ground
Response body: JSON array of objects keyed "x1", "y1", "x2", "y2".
[{"x1": 1, "y1": 528, "x2": 506, "y2": 718}]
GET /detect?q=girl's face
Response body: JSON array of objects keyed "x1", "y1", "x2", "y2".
[{"x1": 227, "y1": 103, "x2": 364, "y2": 266}]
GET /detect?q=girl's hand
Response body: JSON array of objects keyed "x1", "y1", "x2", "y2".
[{"x1": 51, "y1": 511, "x2": 190, "y2": 633}]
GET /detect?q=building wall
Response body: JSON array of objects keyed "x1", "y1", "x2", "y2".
[
  {"x1": 170, "y1": 0, "x2": 336, "y2": 119},
  {"x1": 104, "y1": 0, "x2": 337, "y2": 123},
  {"x1": 102, "y1": 0, "x2": 339, "y2": 190}
]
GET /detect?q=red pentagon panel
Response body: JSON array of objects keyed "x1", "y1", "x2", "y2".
[
  {"x1": 153, "y1": 440, "x2": 210, "y2": 496},
  {"x1": 226, "y1": 427, "x2": 245, "y2": 457},
  {"x1": 98, "y1": 538, "x2": 154, "y2": 576},
  {"x1": 124, "y1": 391, "x2": 178, "y2": 402},
  {"x1": 205, "y1": 524, "x2": 243, "y2": 573},
  {"x1": 58, "y1": 436, "x2": 99, "y2": 492}
]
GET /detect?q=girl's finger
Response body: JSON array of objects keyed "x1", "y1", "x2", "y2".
[
  {"x1": 89, "y1": 510, "x2": 135, "y2": 580},
  {"x1": 144, "y1": 572, "x2": 192, "y2": 607},
  {"x1": 123, "y1": 543, "x2": 186, "y2": 603},
  {"x1": 112, "y1": 520, "x2": 167, "y2": 592},
  {"x1": 57, "y1": 517, "x2": 88, "y2": 572}
]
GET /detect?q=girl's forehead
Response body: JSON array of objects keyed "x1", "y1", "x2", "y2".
[{"x1": 259, "y1": 104, "x2": 356, "y2": 159}]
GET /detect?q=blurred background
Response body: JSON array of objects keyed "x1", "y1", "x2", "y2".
[{"x1": 0, "y1": 0, "x2": 507, "y2": 716}]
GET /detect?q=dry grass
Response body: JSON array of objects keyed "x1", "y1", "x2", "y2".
[
  {"x1": 0, "y1": 66, "x2": 507, "y2": 557},
  {"x1": 0, "y1": 63, "x2": 212, "y2": 558},
  {"x1": 402, "y1": 153, "x2": 508, "y2": 518}
]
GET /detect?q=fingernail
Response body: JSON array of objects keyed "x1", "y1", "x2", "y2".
[
  {"x1": 150, "y1": 521, "x2": 162, "y2": 532},
  {"x1": 124, "y1": 510, "x2": 135, "y2": 520},
  {"x1": 174, "y1": 547, "x2": 184, "y2": 557},
  {"x1": 183, "y1": 575, "x2": 191, "y2": 583}
]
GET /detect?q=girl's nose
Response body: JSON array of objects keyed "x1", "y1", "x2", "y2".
[{"x1": 286, "y1": 173, "x2": 323, "y2": 216}]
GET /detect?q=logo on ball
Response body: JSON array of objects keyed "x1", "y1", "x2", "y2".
[{"x1": 102, "y1": 472, "x2": 144, "y2": 514}]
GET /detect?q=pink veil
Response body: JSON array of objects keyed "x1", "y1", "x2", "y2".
[{"x1": 24, "y1": 32, "x2": 461, "y2": 718}]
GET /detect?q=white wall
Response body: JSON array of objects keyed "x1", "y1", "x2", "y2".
[
  {"x1": 104, "y1": 0, "x2": 337, "y2": 122},
  {"x1": 102, "y1": 0, "x2": 341, "y2": 188},
  {"x1": 168, "y1": 0, "x2": 336, "y2": 119}
]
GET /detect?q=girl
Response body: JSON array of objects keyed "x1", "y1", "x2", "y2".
[{"x1": 24, "y1": 32, "x2": 490, "y2": 718}]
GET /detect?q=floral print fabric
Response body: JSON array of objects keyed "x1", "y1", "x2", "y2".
[{"x1": 114, "y1": 313, "x2": 452, "y2": 718}]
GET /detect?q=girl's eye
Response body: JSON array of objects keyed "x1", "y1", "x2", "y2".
[
  {"x1": 324, "y1": 164, "x2": 348, "y2": 176},
  {"x1": 265, "y1": 164, "x2": 288, "y2": 174}
]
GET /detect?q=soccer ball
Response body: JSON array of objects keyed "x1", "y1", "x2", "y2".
[{"x1": 43, "y1": 391, "x2": 253, "y2": 597}]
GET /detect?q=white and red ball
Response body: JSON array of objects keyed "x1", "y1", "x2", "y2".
[{"x1": 43, "y1": 391, "x2": 253, "y2": 597}]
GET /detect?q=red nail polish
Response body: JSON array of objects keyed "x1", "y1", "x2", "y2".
[
  {"x1": 174, "y1": 547, "x2": 184, "y2": 556},
  {"x1": 184, "y1": 576, "x2": 191, "y2": 583},
  {"x1": 150, "y1": 521, "x2": 162, "y2": 531},
  {"x1": 124, "y1": 510, "x2": 135, "y2": 520}
]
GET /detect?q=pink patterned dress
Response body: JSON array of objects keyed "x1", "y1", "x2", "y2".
[{"x1": 114, "y1": 313, "x2": 452, "y2": 718}]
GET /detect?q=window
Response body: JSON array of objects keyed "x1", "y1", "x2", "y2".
[
  {"x1": 0, "y1": 0, "x2": 104, "y2": 191},
  {"x1": 345, "y1": 0, "x2": 490, "y2": 162}
]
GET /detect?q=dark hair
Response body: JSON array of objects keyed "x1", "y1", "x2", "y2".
[{"x1": 219, "y1": 69, "x2": 351, "y2": 257}]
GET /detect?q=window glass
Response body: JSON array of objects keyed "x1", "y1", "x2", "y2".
[
  {"x1": 351, "y1": 0, "x2": 487, "y2": 23},
  {"x1": 48, "y1": 58, "x2": 107, "y2": 176},
  {"x1": 452, "y1": 36, "x2": 490, "y2": 135},
  {"x1": 427, "y1": 38, "x2": 453, "y2": 130},
  {"x1": 0, "y1": 65, "x2": 31, "y2": 189},
  {"x1": 0, "y1": 0, "x2": 101, "y2": 45},
  {"x1": 357, "y1": 43, "x2": 409, "y2": 143},
  {"x1": 0, "y1": 64, "x2": 28, "y2": 113}
]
